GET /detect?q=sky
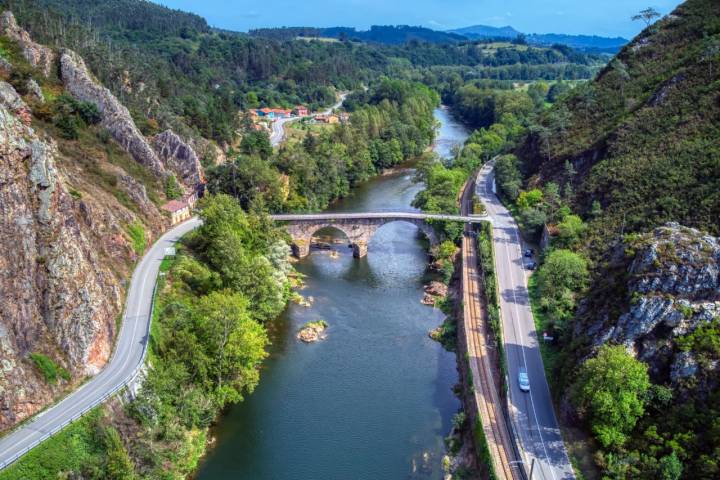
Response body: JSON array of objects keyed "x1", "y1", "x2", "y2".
[{"x1": 154, "y1": 0, "x2": 683, "y2": 38}]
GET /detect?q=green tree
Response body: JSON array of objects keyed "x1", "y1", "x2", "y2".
[
  {"x1": 103, "y1": 426, "x2": 135, "y2": 480},
  {"x1": 194, "y1": 291, "x2": 268, "y2": 406},
  {"x1": 658, "y1": 452, "x2": 683, "y2": 480},
  {"x1": 535, "y1": 249, "x2": 588, "y2": 330},
  {"x1": 164, "y1": 173, "x2": 182, "y2": 200},
  {"x1": 572, "y1": 345, "x2": 650, "y2": 450},
  {"x1": 517, "y1": 189, "x2": 544, "y2": 209},
  {"x1": 556, "y1": 214, "x2": 586, "y2": 247},
  {"x1": 632, "y1": 7, "x2": 661, "y2": 27}
]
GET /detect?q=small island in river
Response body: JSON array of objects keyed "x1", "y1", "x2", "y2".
[{"x1": 297, "y1": 320, "x2": 329, "y2": 343}]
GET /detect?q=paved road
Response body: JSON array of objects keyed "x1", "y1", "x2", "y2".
[
  {"x1": 269, "y1": 94, "x2": 347, "y2": 147},
  {"x1": 271, "y1": 211, "x2": 487, "y2": 223},
  {"x1": 0, "y1": 218, "x2": 201, "y2": 471},
  {"x1": 475, "y1": 162, "x2": 575, "y2": 480}
]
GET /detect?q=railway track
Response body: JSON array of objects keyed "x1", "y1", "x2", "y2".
[{"x1": 460, "y1": 178, "x2": 523, "y2": 480}]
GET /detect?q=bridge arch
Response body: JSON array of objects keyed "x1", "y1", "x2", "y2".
[{"x1": 283, "y1": 216, "x2": 440, "y2": 258}]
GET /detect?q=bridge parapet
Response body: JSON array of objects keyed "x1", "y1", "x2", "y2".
[{"x1": 272, "y1": 211, "x2": 484, "y2": 258}]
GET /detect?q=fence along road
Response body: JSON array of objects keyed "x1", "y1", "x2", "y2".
[{"x1": 0, "y1": 218, "x2": 201, "y2": 471}]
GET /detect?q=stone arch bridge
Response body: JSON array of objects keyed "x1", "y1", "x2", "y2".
[{"x1": 271, "y1": 212, "x2": 486, "y2": 258}]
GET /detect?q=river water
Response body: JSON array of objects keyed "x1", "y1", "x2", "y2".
[{"x1": 195, "y1": 107, "x2": 470, "y2": 480}]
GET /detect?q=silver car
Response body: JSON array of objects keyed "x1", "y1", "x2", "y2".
[{"x1": 518, "y1": 367, "x2": 530, "y2": 392}]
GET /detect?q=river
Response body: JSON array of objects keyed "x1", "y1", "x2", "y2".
[{"x1": 195, "y1": 107, "x2": 470, "y2": 480}]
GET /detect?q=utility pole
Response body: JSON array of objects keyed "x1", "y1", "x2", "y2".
[{"x1": 529, "y1": 458, "x2": 536, "y2": 479}]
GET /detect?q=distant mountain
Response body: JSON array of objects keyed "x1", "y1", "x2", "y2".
[
  {"x1": 449, "y1": 24, "x2": 521, "y2": 39},
  {"x1": 250, "y1": 25, "x2": 466, "y2": 44},
  {"x1": 449, "y1": 24, "x2": 628, "y2": 53}
]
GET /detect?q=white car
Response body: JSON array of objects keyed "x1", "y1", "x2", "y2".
[{"x1": 518, "y1": 367, "x2": 530, "y2": 392}]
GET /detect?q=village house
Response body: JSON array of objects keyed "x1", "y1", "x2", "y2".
[
  {"x1": 338, "y1": 112, "x2": 350, "y2": 123},
  {"x1": 271, "y1": 108, "x2": 292, "y2": 118},
  {"x1": 294, "y1": 105, "x2": 309, "y2": 116},
  {"x1": 258, "y1": 108, "x2": 275, "y2": 119},
  {"x1": 315, "y1": 114, "x2": 340, "y2": 124},
  {"x1": 162, "y1": 199, "x2": 191, "y2": 225}
]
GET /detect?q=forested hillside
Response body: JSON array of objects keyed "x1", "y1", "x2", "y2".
[
  {"x1": 493, "y1": 0, "x2": 720, "y2": 477},
  {"x1": 1, "y1": 0, "x2": 603, "y2": 148}
]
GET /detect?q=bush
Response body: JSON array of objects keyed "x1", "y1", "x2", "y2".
[
  {"x1": 572, "y1": 345, "x2": 650, "y2": 450},
  {"x1": 127, "y1": 221, "x2": 146, "y2": 255},
  {"x1": 29, "y1": 352, "x2": 70, "y2": 384}
]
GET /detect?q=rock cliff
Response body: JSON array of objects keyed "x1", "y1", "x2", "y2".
[
  {"x1": 152, "y1": 130, "x2": 204, "y2": 187},
  {"x1": 587, "y1": 223, "x2": 719, "y2": 388},
  {"x1": 59, "y1": 50, "x2": 167, "y2": 178},
  {"x1": 0, "y1": 83, "x2": 157, "y2": 429},
  {"x1": 0, "y1": 11, "x2": 54, "y2": 76}
]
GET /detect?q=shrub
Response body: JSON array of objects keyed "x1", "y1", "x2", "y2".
[
  {"x1": 127, "y1": 221, "x2": 146, "y2": 255},
  {"x1": 29, "y1": 353, "x2": 70, "y2": 384}
]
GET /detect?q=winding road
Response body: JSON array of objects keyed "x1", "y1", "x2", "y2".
[
  {"x1": 0, "y1": 218, "x2": 201, "y2": 471},
  {"x1": 476, "y1": 161, "x2": 575, "y2": 480}
]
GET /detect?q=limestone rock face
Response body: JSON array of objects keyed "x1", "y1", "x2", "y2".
[
  {"x1": 59, "y1": 50, "x2": 166, "y2": 177},
  {"x1": 0, "y1": 80, "x2": 31, "y2": 124},
  {"x1": 152, "y1": 130, "x2": 204, "y2": 187},
  {"x1": 25, "y1": 78, "x2": 44, "y2": 103},
  {"x1": 0, "y1": 103, "x2": 123, "y2": 429},
  {"x1": 0, "y1": 11, "x2": 55, "y2": 77},
  {"x1": 117, "y1": 173, "x2": 159, "y2": 218},
  {"x1": 596, "y1": 223, "x2": 720, "y2": 387}
]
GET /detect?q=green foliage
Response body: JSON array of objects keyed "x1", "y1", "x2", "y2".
[
  {"x1": 164, "y1": 173, "x2": 182, "y2": 200},
  {"x1": 535, "y1": 249, "x2": 588, "y2": 332},
  {"x1": 473, "y1": 417, "x2": 497, "y2": 480},
  {"x1": 0, "y1": 409, "x2": 112, "y2": 480},
  {"x1": 517, "y1": 188, "x2": 544, "y2": 209},
  {"x1": 102, "y1": 427, "x2": 135, "y2": 479},
  {"x1": 50, "y1": 93, "x2": 101, "y2": 139},
  {"x1": 302, "y1": 319, "x2": 329, "y2": 329},
  {"x1": 125, "y1": 194, "x2": 289, "y2": 475},
  {"x1": 572, "y1": 345, "x2": 650, "y2": 450},
  {"x1": 126, "y1": 221, "x2": 146, "y2": 255},
  {"x1": 676, "y1": 316, "x2": 720, "y2": 363},
  {"x1": 28, "y1": 352, "x2": 70, "y2": 384},
  {"x1": 209, "y1": 80, "x2": 438, "y2": 212},
  {"x1": 191, "y1": 194, "x2": 291, "y2": 322},
  {"x1": 555, "y1": 214, "x2": 587, "y2": 248},
  {"x1": 494, "y1": 154, "x2": 522, "y2": 200},
  {"x1": 240, "y1": 130, "x2": 272, "y2": 158},
  {"x1": 658, "y1": 452, "x2": 683, "y2": 480}
]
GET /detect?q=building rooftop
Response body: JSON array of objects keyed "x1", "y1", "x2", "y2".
[{"x1": 161, "y1": 200, "x2": 188, "y2": 213}]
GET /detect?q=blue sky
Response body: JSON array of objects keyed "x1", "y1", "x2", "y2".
[{"x1": 154, "y1": 0, "x2": 683, "y2": 38}]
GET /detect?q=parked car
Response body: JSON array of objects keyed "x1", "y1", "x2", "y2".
[
  {"x1": 518, "y1": 367, "x2": 530, "y2": 392},
  {"x1": 525, "y1": 261, "x2": 537, "y2": 270},
  {"x1": 523, "y1": 249, "x2": 533, "y2": 258}
]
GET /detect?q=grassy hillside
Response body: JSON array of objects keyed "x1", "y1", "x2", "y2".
[{"x1": 520, "y1": 0, "x2": 720, "y2": 245}]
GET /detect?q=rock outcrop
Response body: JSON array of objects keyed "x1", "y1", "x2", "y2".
[
  {"x1": 0, "y1": 11, "x2": 55, "y2": 77},
  {"x1": 0, "y1": 102, "x2": 125, "y2": 429},
  {"x1": 152, "y1": 130, "x2": 204, "y2": 187},
  {"x1": 594, "y1": 223, "x2": 719, "y2": 386},
  {"x1": 25, "y1": 78, "x2": 44, "y2": 103},
  {"x1": 0, "y1": 80, "x2": 31, "y2": 124},
  {"x1": 59, "y1": 50, "x2": 167, "y2": 177}
]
